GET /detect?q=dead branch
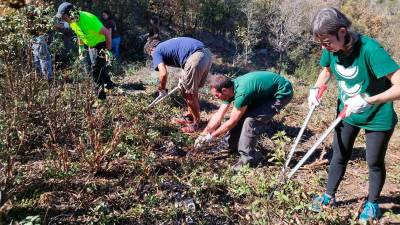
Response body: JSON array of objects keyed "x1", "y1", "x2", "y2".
[{"x1": 302, "y1": 159, "x2": 328, "y2": 170}]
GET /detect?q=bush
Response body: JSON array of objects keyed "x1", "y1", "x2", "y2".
[{"x1": 341, "y1": 0, "x2": 400, "y2": 61}]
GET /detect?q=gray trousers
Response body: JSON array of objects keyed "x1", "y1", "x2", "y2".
[
  {"x1": 226, "y1": 95, "x2": 292, "y2": 162},
  {"x1": 32, "y1": 35, "x2": 53, "y2": 80}
]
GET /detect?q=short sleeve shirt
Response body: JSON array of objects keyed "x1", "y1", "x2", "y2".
[
  {"x1": 226, "y1": 71, "x2": 293, "y2": 109},
  {"x1": 102, "y1": 19, "x2": 120, "y2": 38},
  {"x1": 70, "y1": 11, "x2": 105, "y2": 47},
  {"x1": 151, "y1": 37, "x2": 204, "y2": 70},
  {"x1": 320, "y1": 35, "x2": 399, "y2": 131}
]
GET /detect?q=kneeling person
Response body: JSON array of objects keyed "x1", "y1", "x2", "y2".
[{"x1": 196, "y1": 71, "x2": 293, "y2": 171}]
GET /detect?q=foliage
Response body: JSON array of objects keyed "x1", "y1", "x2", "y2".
[
  {"x1": 18, "y1": 215, "x2": 41, "y2": 225},
  {"x1": 0, "y1": 1, "x2": 399, "y2": 224},
  {"x1": 341, "y1": 0, "x2": 400, "y2": 61},
  {"x1": 269, "y1": 131, "x2": 291, "y2": 166}
]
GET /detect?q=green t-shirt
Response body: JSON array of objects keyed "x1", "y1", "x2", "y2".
[
  {"x1": 70, "y1": 11, "x2": 105, "y2": 47},
  {"x1": 320, "y1": 35, "x2": 399, "y2": 131},
  {"x1": 228, "y1": 71, "x2": 293, "y2": 109}
]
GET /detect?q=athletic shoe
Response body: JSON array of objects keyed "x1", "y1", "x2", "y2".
[
  {"x1": 359, "y1": 201, "x2": 382, "y2": 223},
  {"x1": 310, "y1": 193, "x2": 336, "y2": 212}
]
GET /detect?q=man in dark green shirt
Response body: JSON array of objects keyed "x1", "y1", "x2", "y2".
[{"x1": 195, "y1": 71, "x2": 293, "y2": 171}]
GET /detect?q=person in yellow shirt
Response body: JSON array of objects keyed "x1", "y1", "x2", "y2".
[{"x1": 56, "y1": 2, "x2": 114, "y2": 100}]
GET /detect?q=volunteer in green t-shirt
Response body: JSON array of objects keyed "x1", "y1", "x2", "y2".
[
  {"x1": 56, "y1": 2, "x2": 114, "y2": 100},
  {"x1": 195, "y1": 71, "x2": 293, "y2": 172},
  {"x1": 308, "y1": 8, "x2": 400, "y2": 222}
]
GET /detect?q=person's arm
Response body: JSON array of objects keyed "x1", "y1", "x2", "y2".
[
  {"x1": 211, "y1": 105, "x2": 247, "y2": 138},
  {"x1": 365, "y1": 69, "x2": 400, "y2": 104},
  {"x1": 202, "y1": 103, "x2": 230, "y2": 135},
  {"x1": 99, "y1": 27, "x2": 112, "y2": 50},
  {"x1": 157, "y1": 63, "x2": 168, "y2": 90},
  {"x1": 313, "y1": 67, "x2": 332, "y2": 87}
]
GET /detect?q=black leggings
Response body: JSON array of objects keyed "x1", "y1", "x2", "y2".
[
  {"x1": 92, "y1": 42, "x2": 114, "y2": 99},
  {"x1": 326, "y1": 121, "x2": 393, "y2": 203}
]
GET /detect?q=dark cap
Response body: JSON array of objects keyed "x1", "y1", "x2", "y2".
[
  {"x1": 56, "y1": 2, "x2": 74, "y2": 18},
  {"x1": 144, "y1": 37, "x2": 161, "y2": 55}
]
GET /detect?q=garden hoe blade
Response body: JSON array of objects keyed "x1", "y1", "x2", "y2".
[{"x1": 147, "y1": 85, "x2": 180, "y2": 109}]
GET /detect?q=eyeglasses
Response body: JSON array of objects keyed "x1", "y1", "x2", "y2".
[{"x1": 314, "y1": 39, "x2": 333, "y2": 47}]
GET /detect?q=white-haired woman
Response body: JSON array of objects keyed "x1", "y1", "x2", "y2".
[{"x1": 308, "y1": 7, "x2": 400, "y2": 222}]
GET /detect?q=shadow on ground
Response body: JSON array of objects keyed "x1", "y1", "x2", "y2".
[{"x1": 119, "y1": 81, "x2": 146, "y2": 91}]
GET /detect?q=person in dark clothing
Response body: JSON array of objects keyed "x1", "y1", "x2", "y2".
[
  {"x1": 101, "y1": 10, "x2": 121, "y2": 61},
  {"x1": 54, "y1": 18, "x2": 74, "y2": 68}
]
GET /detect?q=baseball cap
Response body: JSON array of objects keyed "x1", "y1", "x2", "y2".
[{"x1": 56, "y1": 2, "x2": 74, "y2": 18}]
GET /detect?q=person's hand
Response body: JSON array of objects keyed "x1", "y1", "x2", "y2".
[
  {"x1": 194, "y1": 133, "x2": 213, "y2": 150},
  {"x1": 308, "y1": 88, "x2": 320, "y2": 109},
  {"x1": 344, "y1": 93, "x2": 371, "y2": 117},
  {"x1": 105, "y1": 50, "x2": 113, "y2": 64},
  {"x1": 158, "y1": 89, "x2": 168, "y2": 98}
]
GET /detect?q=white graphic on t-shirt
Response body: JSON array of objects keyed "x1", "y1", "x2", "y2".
[
  {"x1": 339, "y1": 80, "x2": 361, "y2": 98},
  {"x1": 336, "y1": 64, "x2": 358, "y2": 79},
  {"x1": 336, "y1": 63, "x2": 362, "y2": 102}
]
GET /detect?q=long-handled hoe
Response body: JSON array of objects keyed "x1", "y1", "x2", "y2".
[{"x1": 268, "y1": 104, "x2": 348, "y2": 200}]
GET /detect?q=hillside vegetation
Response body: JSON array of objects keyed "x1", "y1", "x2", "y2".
[{"x1": 0, "y1": 0, "x2": 399, "y2": 224}]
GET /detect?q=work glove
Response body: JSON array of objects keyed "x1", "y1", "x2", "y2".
[
  {"x1": 344, "y1": 93, "x2": 371, "y2": 117},
  {"x1": 105, "y1": 50, "x2": 113, "y2": 65},
  {"x1": 194, "y1": 133, "x2": 213, "y2": 150},
  {"x1": 78, "y1": 45, "x2": 85, "y2": 60},
  {"x1": 308, "y1": 87, "x2": 320, "y2": 109}
]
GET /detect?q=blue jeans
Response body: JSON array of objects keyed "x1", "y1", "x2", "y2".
[
  {"x1": 32, "y1": 35, "x2": 53, "y2": 80},
  {"x1": 111, "y1": 37, "x2": 121, "y2": 61}
]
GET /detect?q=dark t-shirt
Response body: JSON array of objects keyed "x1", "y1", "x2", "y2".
[
  {"x1": 151, "y1": 37, "x2": 204, "y2": 70},
  {"x1": 224, "y1": 71, "x2": 293, "y2": 109},
  {"x1": 101, "y1": 19, "x2": 120, "y2": 38}
]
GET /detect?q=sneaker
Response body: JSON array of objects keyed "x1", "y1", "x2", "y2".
[
  {"x1": 232, "y1": 159, "x2": 249, "y2": 172},
  {"x1": 359, "y1": 201, "x2": 382, "y2": 223},
  {"x1": 97, "y1": 88, "x2": 107, "y2": 100},
  {"x1": 232, "y1": 152, "x2": 264, "y2": 172},
  {"x1": 105, "y1": 87, "x2": 124, "y2": 96},
  {"x1": 310, "y1": 193, "x2": 336, "y2": 212},
  {"x1": 104, "y1": 87, "x2": 112, "y2": 95}
]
